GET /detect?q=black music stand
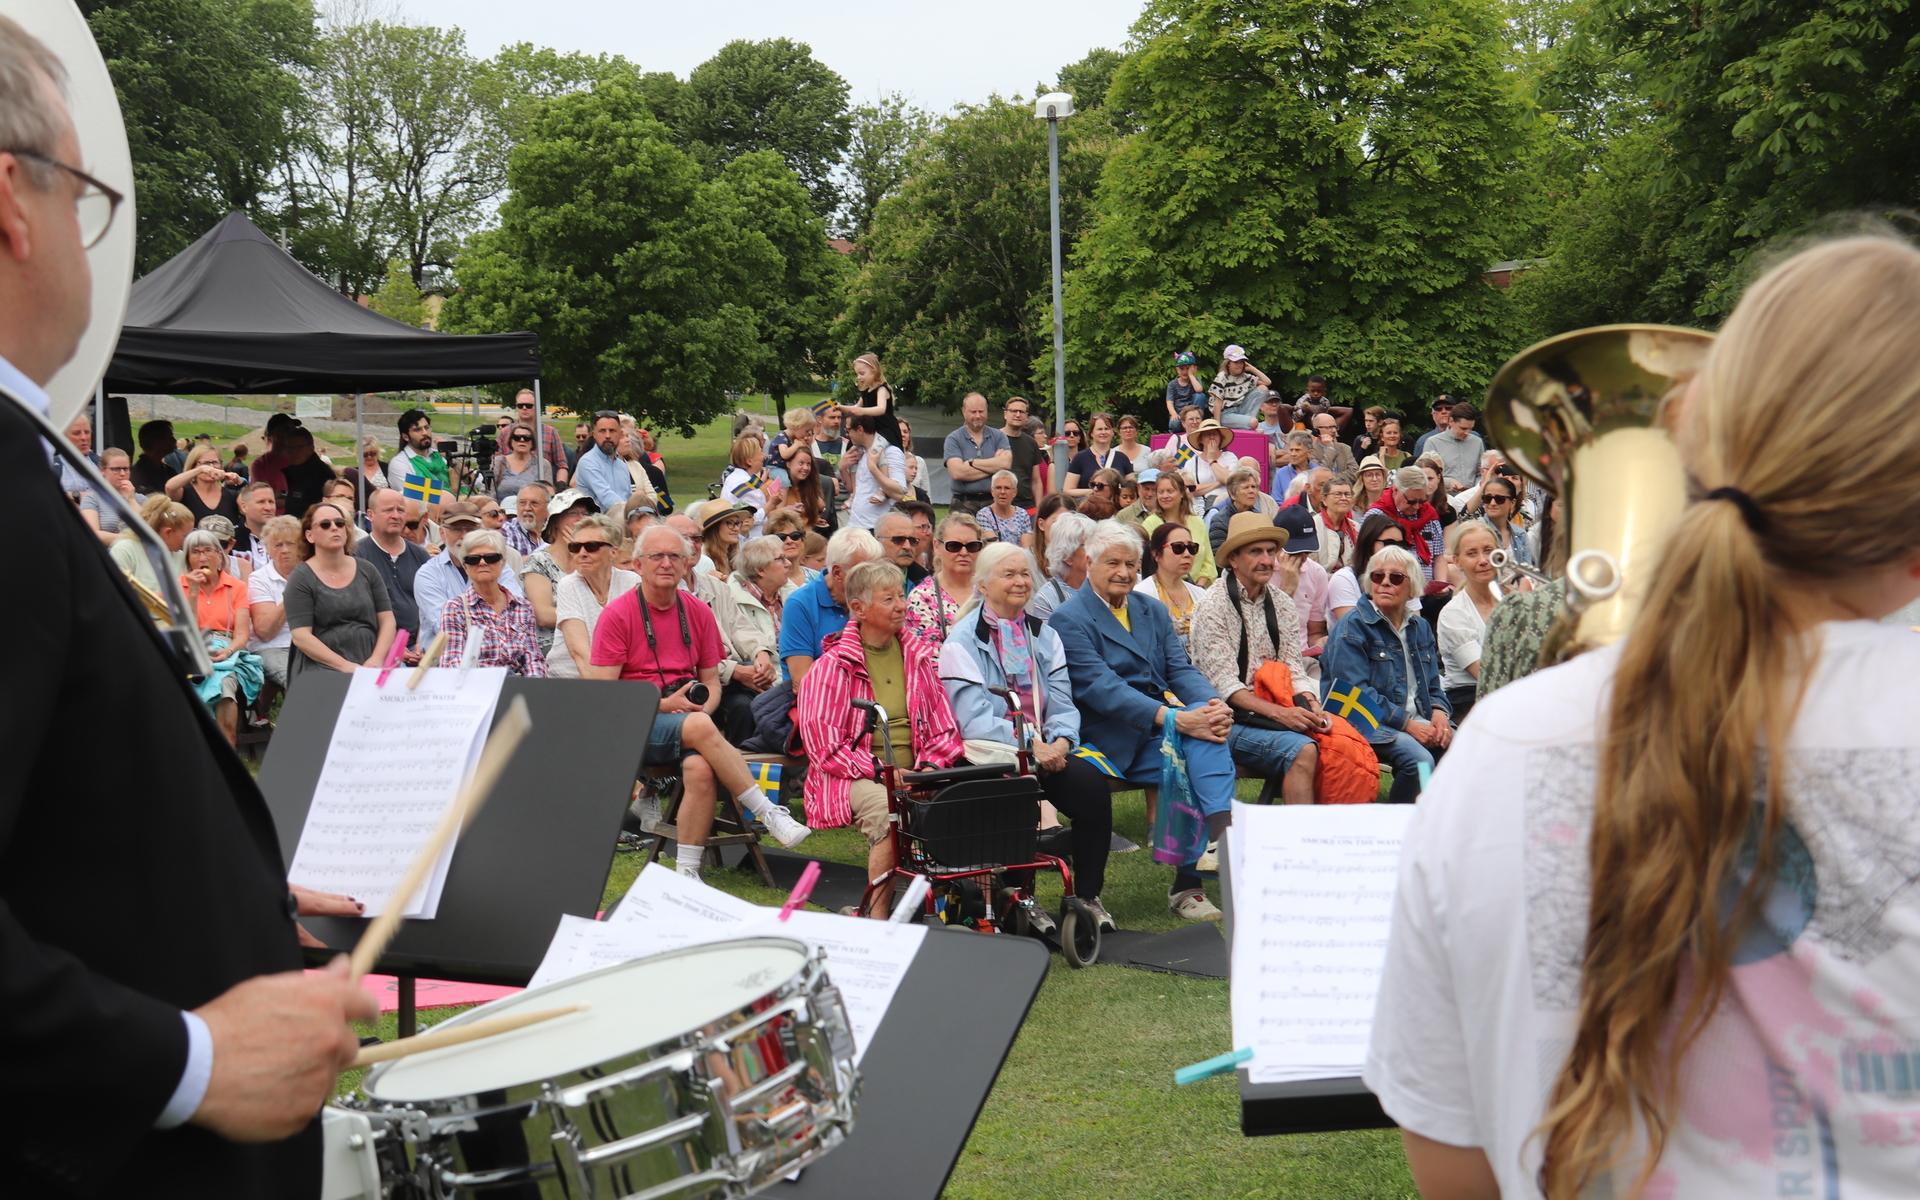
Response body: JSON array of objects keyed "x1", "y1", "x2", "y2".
[
  {"x1": 1219, "y1": 830, "x2": 1395, "y2": 1136},
  {"x1": 260, "y1": 673, "x2": 656, "y2": 1035},
  {"x1": 776, "y1": 930, "x2": 1049, "y2": 1200}
]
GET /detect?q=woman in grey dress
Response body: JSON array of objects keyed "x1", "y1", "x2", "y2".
[{"x1": 283, "y1": 500, "x2": 394, "y2": 681}]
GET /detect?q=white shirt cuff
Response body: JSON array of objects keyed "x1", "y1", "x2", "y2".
[{"x1": 155, "y1": 1011, "x2": 213, "y2": 1129}]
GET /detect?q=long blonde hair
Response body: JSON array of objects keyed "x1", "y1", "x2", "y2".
[{"x1": 1538, "y1": 234, "x2": 1920, "y2": 1196}]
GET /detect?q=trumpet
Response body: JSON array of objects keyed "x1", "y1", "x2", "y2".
[{"x1": 1482, "y1": 323, "x2": 1714, "y2": 655}]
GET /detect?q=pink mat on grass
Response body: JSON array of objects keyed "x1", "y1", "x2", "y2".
[{"x1": 357, "y1": 974, "x2": 521, "y2": 1012}]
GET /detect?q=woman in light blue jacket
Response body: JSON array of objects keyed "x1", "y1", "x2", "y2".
[{"x1": 938, "y1": 542, "x2": 1115, "y2": 931}]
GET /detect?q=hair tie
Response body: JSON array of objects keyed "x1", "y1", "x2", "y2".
[{"x1": 1703, "y1": 486, "x2": 1771, "y2": 535}]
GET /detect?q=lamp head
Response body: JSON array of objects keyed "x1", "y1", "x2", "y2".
[{"x1": 1034, "y1": 91, "x2": 1075, "y2": 121}]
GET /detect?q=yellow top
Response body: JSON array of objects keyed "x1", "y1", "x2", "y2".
[{"x1": 862, "y1": 637, "x2": 912, "y2": 765}]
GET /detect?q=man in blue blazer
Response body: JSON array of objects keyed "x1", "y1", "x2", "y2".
[{"x1": 1051, "y1": 520, "x2": 1239, "y2": 921}]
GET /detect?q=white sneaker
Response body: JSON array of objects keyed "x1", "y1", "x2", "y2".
[
  {"x1": 1195, "y1": 840, "x2": 1219, "y2": 872},
  {"x1": 1169, "y1": 888, "x2": 1222, "y2": 922},
  {"x1": 762, "y1": 805, "x2": 813, "y2": 849},
  {"x1": 675, "y1": 861, "x2": 703, "y2": 880}
]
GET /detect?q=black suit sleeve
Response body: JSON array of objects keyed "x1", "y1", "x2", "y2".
[{"x1": 0, "y1": 434, "x2": 191, "y2": 1186}]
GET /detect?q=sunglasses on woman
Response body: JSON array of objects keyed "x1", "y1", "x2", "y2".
[
  {"x1": 1065, "y1": 428, "x2": 1082, "y2": 439},
  {"x1": 776, "y1": 530, "x2": 806, "y2": 542},
  {"x1": 568, "y1": 540, "x2": 610, "y2": 554},
  {"x1": 1484, "y1": 492, "x2": 1515, "y2": 505},
  {"x1": 942, "y1": 540, "x2": 984, "y2": 554},
  {"x1": 313, "y1": 518, "x2": 346, "y2": 530},
  {"x1": 1165, "y1": 541, "x2": 1198, "y2": 555},
  {"x1": 463, "y1": 553, "x2": 505, "y2": 566},
  {"x1": 511, "y1": 434, "x2": 532, "y2": 444},
  {"x1": 1369, "y1": 569, "x2": 1408, "y2": 587}
]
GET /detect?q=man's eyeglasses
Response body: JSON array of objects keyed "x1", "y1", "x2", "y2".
[
  {"x1": 463, "y1": 553, "x2": 505, "y2": 566},
  {"x1": 568, "y1": 540, "x2": 610, "y2": 554},
  {"x1": 638, "y1": 551, "x2": 682, "y2": 563},
  {"x1": 516, "y1": 403, "x2": 536, "y2": 410},
  {"x1": 942, "y1": 540, "x2": 984, "y2": 554},
  {"x1": 886, "y1": 535, "x2": 918, "y2": 547},
  {"x1": 404, "y1": 520, "x2": 422, "y2": 530},
  {"x1": 6, "y1": 149, "x2": 123, "y2": 249},
  {"x1": 1369, "y1": 570, "x2": 1409, "y2": 587}
]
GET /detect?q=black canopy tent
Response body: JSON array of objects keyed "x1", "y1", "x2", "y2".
[{"x1": 106, "y1": 212, "x2": 538, "y2": 395}]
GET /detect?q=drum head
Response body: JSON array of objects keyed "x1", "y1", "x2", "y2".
[{"x1": 366, "y1": 938, "x2": 809, "y2": 1102}]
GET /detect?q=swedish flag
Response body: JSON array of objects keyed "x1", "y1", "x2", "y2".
[
  {"x1": 1324, "y1": 681, "x2": 1380, "y2": 733},
  {"x1": 810, "y1": 399, "x2": 838, "y2": 418},
  {"x1": 1072, "y1": 744, "x2": 1122, "y2": 778},
  {"x1": 730, "y1": 472, "x2": 768, "y2": 498},
  {"x1": 1173, "y1": 441, "x2": 1195, "y2": 468},
  {"x1": 401, "y1": 473, "x2": 450, "y2": 505},
  {"x1": 749, "y1": 759, "x2": 783, "y2": 805}
]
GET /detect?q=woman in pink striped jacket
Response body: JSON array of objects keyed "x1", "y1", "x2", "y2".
[{"x1": 797, "y1": 560, "x2": 964, "y2": 917}]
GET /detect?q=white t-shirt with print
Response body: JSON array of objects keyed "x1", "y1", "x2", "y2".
[{"x1": 1364, "y1": 620, "x2": 1920, "y2": 1198}]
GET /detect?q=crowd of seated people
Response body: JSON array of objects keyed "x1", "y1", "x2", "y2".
[{"x1": 82, "y1": 365, "x2": 1540, "y2": 929}]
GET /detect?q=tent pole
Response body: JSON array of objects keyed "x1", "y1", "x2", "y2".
[
  {"x1": 354, "y1": 393, "x2": 364, "y2": 512},
  {"x1": 533, "y1": 379, "x2": 544, "y2": 489}
]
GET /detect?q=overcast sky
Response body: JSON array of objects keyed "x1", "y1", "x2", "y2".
[{"x1": 389, "y1": 0, "x2": 1141, "y2": 114}]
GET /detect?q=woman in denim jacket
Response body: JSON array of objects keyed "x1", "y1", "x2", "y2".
[{"x1": 1319, "y1": 544, "x2": 1453, "y2": 802}]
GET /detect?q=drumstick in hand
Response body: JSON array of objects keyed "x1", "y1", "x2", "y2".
[
  {"x1": 347, "y1": 695, "x2": 533, "y2": 981},
  {"x1": 351, "y1": 1003, "x2": 587, "y2": 1067}
]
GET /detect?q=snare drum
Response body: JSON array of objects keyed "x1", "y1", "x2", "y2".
[{"x1": 337, "y1": 936, "x2": 858, "y2": 1199}]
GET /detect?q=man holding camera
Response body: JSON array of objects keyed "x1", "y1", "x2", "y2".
[{"x1": 586, "y1": 525, "x2": 810, "y2": 876}]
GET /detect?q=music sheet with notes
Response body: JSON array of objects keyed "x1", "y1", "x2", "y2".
[
  {"x1": 1227, "y1": 801, "x2": 1414, "y2": 1085},
  {"x1": 286, "y1": 667, "x2": 508, "y2": 918},
  {"x1": 530, "y1": 866, "x2": 924, "y2": 1062}
]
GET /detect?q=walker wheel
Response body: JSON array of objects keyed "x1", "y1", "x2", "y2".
[{"x1": 1059, "y1": 899, "x2": 1101, "y2": 968}]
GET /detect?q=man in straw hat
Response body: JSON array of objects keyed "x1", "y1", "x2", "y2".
[{"x1": 1188, "y1": 511, "x2": 1328, "y2": 806}]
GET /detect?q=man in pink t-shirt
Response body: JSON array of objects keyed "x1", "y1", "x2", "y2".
[{"x1": 587, "y1": 525, "x2": 811, "y2": 876}]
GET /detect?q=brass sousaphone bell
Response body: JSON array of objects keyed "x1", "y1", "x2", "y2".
[{"x1": 1482, "y1": 323, "x2": 1715, "y2": 654}]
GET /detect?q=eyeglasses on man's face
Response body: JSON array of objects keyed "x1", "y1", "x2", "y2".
[{"x1": 6, "y1": 149, "x2": 123, "y2": 249}]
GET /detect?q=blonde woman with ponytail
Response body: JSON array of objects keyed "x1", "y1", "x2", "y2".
[{"x1": 1362, "y1": 234, "x2": 1920, "y2": 1199}]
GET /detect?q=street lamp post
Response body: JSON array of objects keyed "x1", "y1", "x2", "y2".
[{"x1": 1034, "y1": 91, "x2": 1075, "y2": 491}]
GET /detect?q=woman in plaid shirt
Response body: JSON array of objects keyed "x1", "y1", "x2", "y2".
[{"x1": 438, "y1": 529, "x2": 547, "y2": 676}]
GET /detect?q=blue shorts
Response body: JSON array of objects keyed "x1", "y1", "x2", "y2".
[
  {"x1": 643, "y1": 712, "x2": 689, "y2": 766},
  {"x1": 1226, "y1": 724, "x2": 1313, "y2": 778}
]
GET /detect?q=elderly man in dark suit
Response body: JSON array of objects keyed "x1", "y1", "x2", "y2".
[
  {"x1": 0, "y1": 19, "x2": 373, "y2": 1197},
  {"x1": 1049, "y1": 519, "x2": 1240, "y2": 921}
]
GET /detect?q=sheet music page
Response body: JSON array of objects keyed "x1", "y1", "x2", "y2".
[
  {"x1": 531, "y1": 866, "x2": 924, "y2": 1061},
  {"x1": 286, "y1": 667, "x2": 507, "y2": 918},
  {"x1": 1228, "y1": 801, "x2": 1414, "y2": 1084},
  {"x1": 746, "y1": 909, "x2": 925, "y2": 1064}
]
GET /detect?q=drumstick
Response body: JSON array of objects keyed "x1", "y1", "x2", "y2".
[
  {"x1": 347, "y1": 696, "x2": 533, "y2": 981},
  {"x1": 405, "y1": 631, "x2": 450, "y2": 690},
  {"x1": 351, "y1": 1004, "x2": 588, "y2": 1068}
]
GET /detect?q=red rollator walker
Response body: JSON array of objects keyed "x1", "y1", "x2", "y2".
[{"x1": 851, "y1": 692, "x2": 1101, "y2": 967}]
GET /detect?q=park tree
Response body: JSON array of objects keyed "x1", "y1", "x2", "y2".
[
  {"x1": 83, "y1": 0, "x2": 316, "y2": 273},
  {"x1": 680, "y1": 38, "x2": 853, "y2": 218},
  {"x1": 366, "y1": 257, "x2": 426, "y2": 325},
  {"x1": 709, "y1": 152, "x2": 849, "y2": 414},
  {"x1": 441, "y1": 81, "x2": 785, "y2": 433},
  {"x1": 835, "y1": 97, "x2": 1114, "y2": 410},
  {"x1": 1051, "y1": 47, "x2": 1138, "y2": 136},
  {"x1": 836, "y1": 93, "x2": 934, "y2": 244},
  {"x1": 1059, "y1": 0, "x2": 1536, "y2": 415},
  {"x1": 1516, "y1": 0, "x2": 1920, "y2": 334}
]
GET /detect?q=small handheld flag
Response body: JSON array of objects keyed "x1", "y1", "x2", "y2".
[
  {"x1": 1173, "y1": 441, "x2": 1195, "y2": 468},
  {"x1": 401, "y1": 473, "x2": 451, "y2": 505},
  {"x1": 730, "y1": 473, "x2": 769, "y2": 498},
  {"x1": 750, "y1": 759, "x2": 784, "y2": 806},
  {"x1": 1324, "y1": 681, "x2": 1380, "y2": 732},
  {"x1": 1072, "y1": 744, "x2": 1122, "y2": 778}
]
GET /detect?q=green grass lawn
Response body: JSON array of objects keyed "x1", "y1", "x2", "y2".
[
  {"x1": 323, "y1": 405, "x2": 1413, "y2": 1197},
  {"x1": 336, "y1": 782, "x2": 1413, "y2": 1199}
]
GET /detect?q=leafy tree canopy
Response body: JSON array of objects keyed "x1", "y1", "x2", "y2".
[{"x1": 680, "y1": 38, "x2": 852, "y2": 218}]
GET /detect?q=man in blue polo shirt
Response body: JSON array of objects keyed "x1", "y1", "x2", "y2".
[{"x1": 777, "y1": 526, "x2": 881, "y2": 686}]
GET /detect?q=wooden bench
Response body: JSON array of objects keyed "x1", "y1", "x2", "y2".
[{"x1": 635, "y1": 753, "x2": 792, "y2": 888}]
